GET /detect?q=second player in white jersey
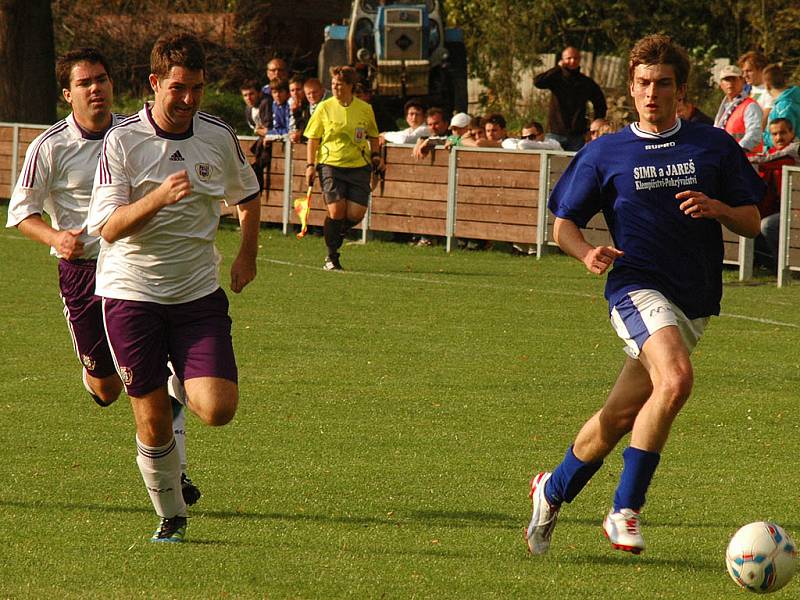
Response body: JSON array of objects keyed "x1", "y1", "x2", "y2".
[{"x1": 7, "y1": 112, "x2": 122, "y2": 259}]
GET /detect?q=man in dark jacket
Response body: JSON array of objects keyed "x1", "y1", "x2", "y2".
[
  {"x1": 534, "y1": 47, "x2": 607, "y2": 151},
  {"x1": 240, "y1": 79, "x2": 272, "y2": 191}
]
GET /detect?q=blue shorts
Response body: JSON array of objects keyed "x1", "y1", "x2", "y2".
[{"x1": 609, "y1": 289, "x2": 709, "y2": 359}]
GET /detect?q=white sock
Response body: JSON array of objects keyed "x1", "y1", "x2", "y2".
[
  {"x1": 172, "y1": 405, "x2": 188, "y2": 474},
  {"x1": 82, "y1": 368, "x2": 97, "y2": 396},
  {"x1": 167, "y1": 363, "x2": 187, "y2": 406},
  {"x1": 136, "y1": 436, "x2": 187, "y2": 518}
]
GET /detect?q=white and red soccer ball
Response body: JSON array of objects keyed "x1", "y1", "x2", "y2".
[{"x1": 726, "y1": 521, "x2": 797, "y2": 594}]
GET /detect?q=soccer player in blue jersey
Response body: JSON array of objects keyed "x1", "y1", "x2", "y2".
[{"x1": 525, "y1": 34, "x2": 765, "y2": 555}]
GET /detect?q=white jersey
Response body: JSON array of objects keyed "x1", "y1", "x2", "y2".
[
  {"x1": 6, "y1": 113, "x2": 122, "y2": 259},
  {"x1": 88, "y1": 104, "x2": 259, "y2": 304}
]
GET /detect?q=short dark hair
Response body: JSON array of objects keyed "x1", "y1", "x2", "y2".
[
  {"x1": 426, "y1": 107, "x2": 446, "y2": 120},
  {"x1": 769, "y1": 117, "x2": 794, "y2": 132},
  {"x1": 523, "y1": 121, "x2": 544, "y2": 135},
  {"x1": 628, "y1": 34, "x2": 690, "y2": 87},
  {"x1": 763, "y1": 64, "x2": 786, "y2": 89},
  {"x1": 329, "y1": 65, "x2": 357, "y2": 86},
  {"x1": 56, "y1": 47, "x2": 111, "y2": 91},
  {"x1": 289, "y1": 74, "x2": 306, "y2": 87},
  {"x1": 270, "y1": 77, "x2": 289, "y2": 93},
  {"x1": 484, "y1": 113, "x2": 506, "y2": 129},
  {"x1": 151, "y1": 33, "x2": 206, "y2": 80},
  {"x1": 469, "y1": 116, "x2": 484, "y2": 129},
  {"x1": 403, "y1": 98, "x2": 425, "y2": 115},
  {"x1": 240, "y1": 79, "x2": 260, "y2": 92},
  {"x1": 738, "y1": 50, "x2": 768, "y2": 71}
]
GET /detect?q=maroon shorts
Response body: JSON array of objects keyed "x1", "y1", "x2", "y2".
[
  {"x1": 102, "y1": 288, "x2": 238, "y2": 397},
  {"x1": 58, "y1": 259, "x2": 116, "y2": 379}
]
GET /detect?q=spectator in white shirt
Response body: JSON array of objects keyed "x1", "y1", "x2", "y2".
[{"x1": 380, "y1": 99, "x2": 429, "y2": 144}]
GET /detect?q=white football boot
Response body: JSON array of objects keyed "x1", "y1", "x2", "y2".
[
  {"x1": 603, "y1": 508, "x2": 645, "y2": 554},
  {"x1": 525, "y1": 472, "x2": 560, "y2": 554}
]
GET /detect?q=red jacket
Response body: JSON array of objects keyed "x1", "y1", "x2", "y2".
[{"x1": 725, "y1": 97, "x2": 763, "y2": 154}]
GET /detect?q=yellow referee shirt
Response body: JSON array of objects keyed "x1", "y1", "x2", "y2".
[{"x1": 304, "y1": 97, "x2": 379, "y2": 168}]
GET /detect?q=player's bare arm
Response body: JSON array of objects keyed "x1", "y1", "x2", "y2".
[
  {"x1": 676, "y1": 190, "x2": 761, "y2": 237},
  {"x1": 99, "y1": 170, "x2": 192, "y2": 243},
  {"x1": 305, "y1": 138, "x2": 320, "y2": 186},
  {"x1": 17, "y1": 215, "x2": 85, "y2": 259},
  {"x1": 370, "y1": 137, "x2": 385, "y2": 170},
  {"x1": 553, "y1": 217, "x2": 624, "y2": 275},
  {"x1": 230, "y1": 196, "x2": 260, "y2": 293}
]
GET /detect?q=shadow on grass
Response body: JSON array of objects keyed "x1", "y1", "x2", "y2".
[
  {"x1": 558, "y1": 515, "x2": 800, "y2": 531},
  {"x1": 0, "y1": 499, "x2": 517, "y2": 530},
  {"x1": 574, "y1": 552, "x2": 721, "y2": 573}
]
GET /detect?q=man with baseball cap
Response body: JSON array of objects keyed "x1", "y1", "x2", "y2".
[{"x1": 714, "y1": 64, "x2": 763, "y2": 154}]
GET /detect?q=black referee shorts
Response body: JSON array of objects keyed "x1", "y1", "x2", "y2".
[{"x1": 317, "y1": 164, "x2": 372, "y2": 206}]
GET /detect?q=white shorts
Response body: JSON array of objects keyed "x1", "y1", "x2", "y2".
[{"x1": 609, "y1": 289, "x2": 709, "y2": 359}]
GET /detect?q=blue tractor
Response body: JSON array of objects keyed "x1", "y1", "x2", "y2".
[{"x1": 319, "y1": 0, "x2": 468, "y2": 130}]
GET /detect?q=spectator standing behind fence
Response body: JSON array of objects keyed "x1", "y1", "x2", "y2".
[
  {"x1": 267, "y1": 78, "x2": 291, "y2": 135},
  {"x1": 739, "y1": 51, "x2": 773, "y2": 112},
  {"x1": 412, "y1": 107, "x2": 451, "y2": 159},
  {"x1": 289, "y1": 75, "x2": 309, "y2": 143},
  {"x1": 502, "y1": 121, "x2": 563, "y2": 150},
  {"x1": 380, "y1": 99, "x2": 428, "y2": 145},
  {"x1": 676, "y1": 97, "x2": 714, "y2": 126},
  {"x1": 261, "y1": 57, "x2": 289, "y2": 97},
  {"x1": 750, "y1": 118, "x2": 799, "y2": 270},
  {"x1": 304, "y1": 78, "x2": 330, "y2": 116},
  {"x1": 442, "y1": 112, "x2": 471, "y2": 150},
  {"x1": 240, "y1": 79, "x2": 271, "y2": 191},
  {"x1": 585, "y1": 118, "x2": 616, "y2": 143},
  {"x1": 461, "y1": 113, "x2": 507, "y2": 148},
  {"x1": 304, "y1": 66, "x2": 383, "y2": 271},
  {"x1": 534, "y1": 47, "x2": 607, "y2": 151},
  {"x1": 761, "y1": 64, "x2": 800, "y2": 151},
  {"x1": 714, "y1": 64, "x2": 763, "y2": 154}
]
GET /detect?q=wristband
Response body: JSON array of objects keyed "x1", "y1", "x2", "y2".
[
  {"x1": 306, "y1": 163, "x2": 316, "y2": 169},
  {"x1": 370, "y1": 152, "x2": 381, "y2": 158}
]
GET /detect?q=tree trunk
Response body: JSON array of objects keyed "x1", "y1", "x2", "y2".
[{"x1": 0, "y1": 0, "x2": 57, "y2": 123}]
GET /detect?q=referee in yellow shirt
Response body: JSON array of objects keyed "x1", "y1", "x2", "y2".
[{"x1": 304, "y1": 66, "x2": 383, "y2": 270}]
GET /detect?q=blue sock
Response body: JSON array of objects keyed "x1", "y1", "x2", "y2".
[
  {"x1": 613, "y1": 446, "x2": 661, "y2": 511},
  {"x1": 544, "y1": 446, "x2": 603, "y2": 506}
]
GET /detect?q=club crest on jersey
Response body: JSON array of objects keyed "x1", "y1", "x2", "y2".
[
  {"x1": 354, "y1": 127, "x2": 365, "y2": 141},
  {"x1": 119, "y1": 366, "x2": 133, "y2": 386},
  {"x1": 195, "y1": 163, "x2": 211, "y2": 181},
  {"x1": 81, "y1": 354, "x2": 96, "y2": 371}
]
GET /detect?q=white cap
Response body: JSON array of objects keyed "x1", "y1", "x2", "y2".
[
  {"x1": 449, "y1": 112, "x2": 471, "y2": 128},
  {"x1": 718, "y1": 64, "x2": 743, "y2": 82}
]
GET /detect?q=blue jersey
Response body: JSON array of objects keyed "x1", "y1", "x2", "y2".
[{"x1": 549, "y1": 119, "x2": 764, "y2": 319}]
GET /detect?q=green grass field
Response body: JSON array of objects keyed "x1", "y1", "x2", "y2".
[{"x1": 2, "y1": 208, "x2": 799, "y2": 599}]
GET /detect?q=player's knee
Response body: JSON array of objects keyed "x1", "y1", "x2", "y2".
[
  {"x1": 192, "y1": 393, "x2": 237, "y2": 426},
  {"x1": 205, "y1": 400, "x2": 237, "y2": 426},
  {"x1": 92, "y1": 375, "x2": 124, "y2": 405},
  {"x1": 600, "y1": 407, "x2": 637, "y2": 436},
  {"x1": 656, "y1": 366, "x2": 693, "y2": 412}
]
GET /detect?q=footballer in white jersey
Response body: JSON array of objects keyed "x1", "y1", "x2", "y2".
[
  {"x1": 6, "y1": 48, "x2": 203, "y2": 512},
  {"x1": 6, "y1": 49, "x2": 123, "y2": 406},
  {"x1": 7, "y1": 112, "x2": 122, "y2": 260},
  {"x1": 88, "y1": 103, "x2": 259, "y2": 303},
  {"x1": 86, "y1": 33, "x2": 261, "y2": 543}
]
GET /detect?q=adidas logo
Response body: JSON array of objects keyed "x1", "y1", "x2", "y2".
[{"x1": 169, "y1": 150, "x2": 185, "y2": 162}]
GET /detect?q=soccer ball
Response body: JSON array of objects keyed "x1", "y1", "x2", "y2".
[{"x1": 726, "y1": 522, "x2": 798, "y2": 594}]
